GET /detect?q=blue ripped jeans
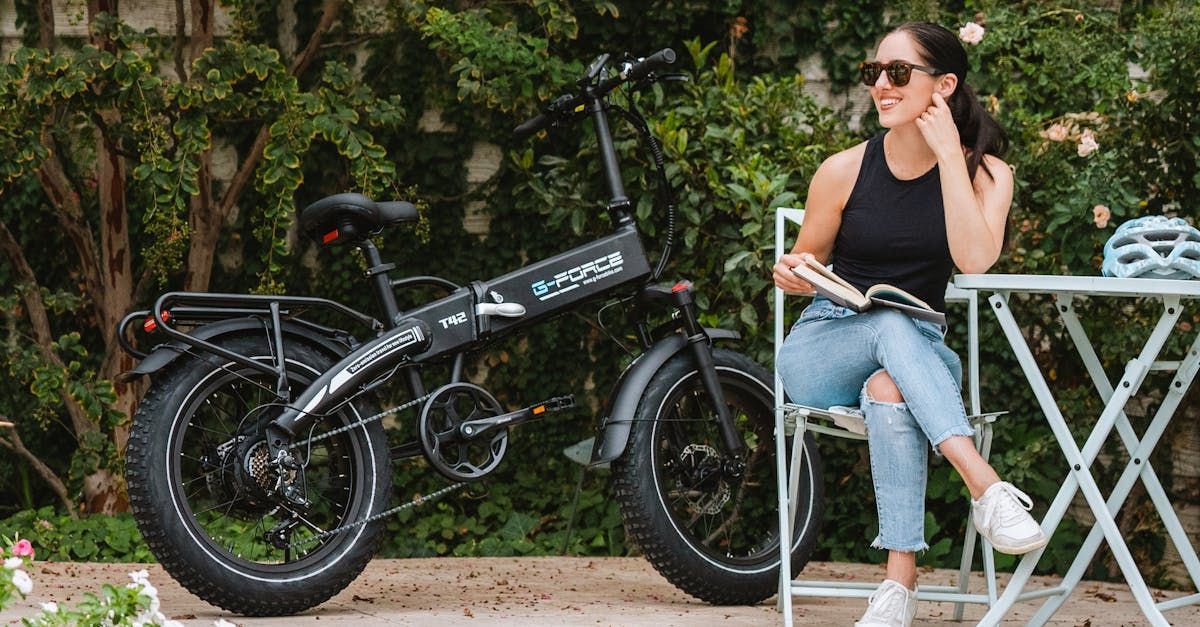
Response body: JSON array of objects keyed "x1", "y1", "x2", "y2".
[{"x1": 777, "y1": 297, "x2": 975, "y2": 552}]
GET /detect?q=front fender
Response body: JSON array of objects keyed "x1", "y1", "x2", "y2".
[
  {"x1": 590, "y1": 328, "x2": 739, "y2": 465},
  {"x1": 116, "y1": 318, "x2": 355, "y2": 382}
]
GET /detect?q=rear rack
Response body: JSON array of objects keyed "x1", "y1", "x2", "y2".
[{"x1": 118, "y1": 292, "x2": 382, "y2": 378}]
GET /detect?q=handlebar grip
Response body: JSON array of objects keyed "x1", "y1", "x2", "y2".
[
  {"x1": 513, "y1": 112, "x2": 550, "y2": 139},
  {"x1": 624, "y1": 48, "x2": 677, "y2": 82}
]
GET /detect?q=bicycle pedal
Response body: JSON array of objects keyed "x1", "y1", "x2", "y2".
[{"x1": 532, "y1": 395, "x2": 576, "y2": 415}]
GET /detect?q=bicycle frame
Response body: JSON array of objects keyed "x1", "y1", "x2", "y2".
[
  {"x1": 261, "y1": 86, "x2": 660, "y2": 449},
  {"x1": 120, "y1": 50, "x2": 743, "y2": 478}
]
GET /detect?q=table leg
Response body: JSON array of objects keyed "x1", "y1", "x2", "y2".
[
  {"x1": 974, "y1": 294, "x2": 1172, "y2": 627},
  {"x1": 1028, "y1": 299, "x2": 1200, "y2": 624}
]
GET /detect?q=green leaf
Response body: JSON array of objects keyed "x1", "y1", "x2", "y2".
[{"x1": 724, "y1": 250, "x2": 752, "y2": 272}]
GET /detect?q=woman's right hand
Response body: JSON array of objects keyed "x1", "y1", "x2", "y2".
[{"x1": 773, "y1": 253, "x2": 816, "y2": 295}]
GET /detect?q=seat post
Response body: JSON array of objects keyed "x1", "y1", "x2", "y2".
[{"x1": 359, "y1": 240, "x2": 402, "y2": 326}]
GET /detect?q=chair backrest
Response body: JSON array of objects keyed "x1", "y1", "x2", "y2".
[{"x1": 772, "y1": 208, "x2": 981, "y2": 415}]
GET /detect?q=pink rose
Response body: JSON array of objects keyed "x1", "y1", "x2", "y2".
[
  {"x1": 11, "y1": 539, "x2": 34, "y2": 558},
  {"x1": 1042, "y1": 123, "x2": 1068, "y2": 142},
  {"x1": 959, "y1": 22, "x2": 985, "y2": 45},
  {"x1": 1078, "y1": 129, "x2": 1099, "y2": 157},
  {"x1": 1093, "y1": 204, "x2": 1111, "y2": 228}
]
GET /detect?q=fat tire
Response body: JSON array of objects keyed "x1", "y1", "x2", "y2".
[
  {"x1": 126, "y1": 334, "x2": 390, "y2": 616},
  {"x1": 612, "y1": 348, "x2": 823, "y2": 605}
]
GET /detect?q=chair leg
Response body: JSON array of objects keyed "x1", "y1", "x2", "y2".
[
  {"x1": 787, "y1": 420, "x2": 807, "y2": 528},
  {"x1": 955, "y1": 521, "x2": 981, "y2": 620},
  {"x1": 954, "y1": 420, "x2": 994, "y2": 620}
]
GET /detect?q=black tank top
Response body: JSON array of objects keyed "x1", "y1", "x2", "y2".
[{"x1": 832, "y1": 134, "x2": 954, "y2": 313}]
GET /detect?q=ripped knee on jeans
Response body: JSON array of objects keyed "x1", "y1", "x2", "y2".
[{"x1": 863, "y1": 369, "x2": 904, "y2": 405}]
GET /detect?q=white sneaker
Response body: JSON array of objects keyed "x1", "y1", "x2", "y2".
[
  {"x1": 854, "y1": 579, "x2": 917, "y2": 627},
  {"x1": 972, "y1": 481, "x2": 1049, "y2": 555}
]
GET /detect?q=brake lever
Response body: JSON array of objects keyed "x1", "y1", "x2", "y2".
[{"x1": 581, "y1": 53, "x2": 611, "y2": 86}]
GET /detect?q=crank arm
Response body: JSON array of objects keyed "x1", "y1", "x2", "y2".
[
  {"x1": 458, "y1": 395, "x2": 576, "y2": 440},
  {"x1": 390, "y1": 440, "x2": 423, "y2": 461}
]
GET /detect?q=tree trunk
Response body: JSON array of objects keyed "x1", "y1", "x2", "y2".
[
  {"x1": 0, "y1": 419, "x2": 77, "y2": 518},
  {"x1": 183, "y1": 0, "x2": 218, "y2": 292},
  {"x1": 185, "y1": 0, "x2": 344, "y2": 293},
  {"x1": 88, "y1": 0, "x2": 133, "y2": 514}
]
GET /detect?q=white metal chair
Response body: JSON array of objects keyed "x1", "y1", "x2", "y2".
[{"x1": 772, "y1": 207, "x2": 1004, "y2": 625}]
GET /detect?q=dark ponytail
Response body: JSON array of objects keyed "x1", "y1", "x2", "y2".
[{"x1": 897, "y1": 21, "x2": 1007, "y2": 182}]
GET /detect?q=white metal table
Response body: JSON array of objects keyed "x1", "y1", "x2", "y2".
[{"x1": 953, "y1": 273, "x2": 1200, "y2": 626}]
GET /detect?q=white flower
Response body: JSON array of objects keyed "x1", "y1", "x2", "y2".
[
  {"x1": 11, "y1": 568, "x2": 33, "y2": 595},
  {"x1": 163, "y1": 620, "x2": 185, "y2": 627},
  {"x1": 959, "y1": 22, "x2": 985, "y2": 45},
  {"x1": 129, "y1": 569, "x2": 151, "y2": 586},
  {"x1": 4, "y1": 556, "x2": 23, "y2": 569},
  {"x1": 40, "y1": 601, "x2": 59, "y2": 613},
  {"x1": 1077, "y1": 129, "x2": 1099, "y2": 157},
  {"x1": 214, "y1": 619, "x2": 239, "y2": 627}
]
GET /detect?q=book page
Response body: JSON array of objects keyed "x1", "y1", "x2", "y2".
[
  {"x1": 790, "y1": 263, "x2": 870, "y2": 310},
  {"x1": 802, "y1": 256, "x2": 859, "y2": 293},
  {"x1": 864, "y1": 284, "x2": 935, "y2": 311},
  {"x1": 867, "y1": 297, "x2": 947, "y2": 325}
]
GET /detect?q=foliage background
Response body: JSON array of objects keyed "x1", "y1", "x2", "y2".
[{"x1": 1, "y1": 0, "x2": 1199, "y2": 588}]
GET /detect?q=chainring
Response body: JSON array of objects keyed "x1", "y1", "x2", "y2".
[{"x1": 418, "y1": 383, "x2": 508, "y2": 482}]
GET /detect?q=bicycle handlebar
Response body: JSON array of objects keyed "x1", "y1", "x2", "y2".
[
  {"x1": 512, "y1": 112, "x2": 551, "y2": 139},
  {"x1": 512, "y1": 48, "x2": 677, "y2": 139},
  {"x1": 623, "y1": 48, "x2": 676, "y2": 83}
]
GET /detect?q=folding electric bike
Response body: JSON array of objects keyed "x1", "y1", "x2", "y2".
[{"x1": 118, "y1": 49, "x2": 823, "y2": 616}]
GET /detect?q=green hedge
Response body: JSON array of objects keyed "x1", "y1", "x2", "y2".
[{"x1": 1, "y1": 1, "x2": 1198, "y2": 588}]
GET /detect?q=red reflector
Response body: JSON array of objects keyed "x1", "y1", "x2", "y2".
[
  {"x1": 143, "y1": 310, "x2": 171, "y2": 333},
  {"x1": 672, "y1": 281, "x2": 691, "y2": 293},
  {"x1": 322, "y1": 230, "x2": 339, "y2": 244}
]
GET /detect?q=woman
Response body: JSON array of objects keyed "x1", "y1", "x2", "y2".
[{"x1": 773, "y1": 22, "x2": 1046, "y2": 627}]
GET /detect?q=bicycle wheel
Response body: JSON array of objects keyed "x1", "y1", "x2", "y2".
[
  {"x1": 612, "y1": 348, "x2": 823, "y2": 604},
  {"x1": 126, "y1": 334, "x2": 390, "y2": 616}
]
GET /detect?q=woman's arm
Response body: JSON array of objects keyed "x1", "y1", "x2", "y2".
[
  {"x1": 772, "y1": 144, "x2": 863, "y2": 294},
  {"x1": 917, "y1": 93, "x2": 1013, "y2": 274}
]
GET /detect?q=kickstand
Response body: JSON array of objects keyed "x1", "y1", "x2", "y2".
[{"x1": 560, "y1": 435, "x2": 599, "y2": 555}]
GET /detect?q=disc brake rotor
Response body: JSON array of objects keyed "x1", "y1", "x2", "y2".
[{"x1": 678, "y1": 443, "x2": 730, "y2": 515}]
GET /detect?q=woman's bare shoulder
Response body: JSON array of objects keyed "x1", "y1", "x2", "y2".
[
  {"x1": 813, "y1": 141, "x2": 869, "y2": 187},
  {"x1": 975, "y1": 153, "x2": 1014, "y2": 190}
]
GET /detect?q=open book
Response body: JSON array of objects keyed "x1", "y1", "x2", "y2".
[{"x1": 790, "y1": 256, "x2": 946, "y2": 325}]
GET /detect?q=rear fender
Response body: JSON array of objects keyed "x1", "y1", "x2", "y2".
[
  {"x1": 116, "y1": 318, "x2": 355, "y2": 382},
  {"x1": 590, "y1": 328, "x2": 739, "y2": 465}
]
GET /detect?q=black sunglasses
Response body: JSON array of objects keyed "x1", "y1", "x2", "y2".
[{"x1": 858, "y1": 60, "x2": 946, "y2": 87}]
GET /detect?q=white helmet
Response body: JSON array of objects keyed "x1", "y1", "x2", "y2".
[{"x1": 1101, "y1": 215, "x2": 1200, "y2": 280}]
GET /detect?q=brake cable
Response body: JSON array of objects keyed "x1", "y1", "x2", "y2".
[{"x1": 614, "y1": 84, "x2": 677, "y2": 282}]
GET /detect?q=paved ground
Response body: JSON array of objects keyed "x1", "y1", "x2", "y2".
[{"x1": 3, "y1": 557, "x2": 1197, "y2": 625}]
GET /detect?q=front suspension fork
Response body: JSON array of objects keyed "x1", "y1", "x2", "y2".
[{"x1": 641, "y1": 282, "x2": 747, "y2": 461}]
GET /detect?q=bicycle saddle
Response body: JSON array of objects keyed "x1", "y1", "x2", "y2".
[{"x1": 299, "y1": 192, "x2": 418, "y2": 245}]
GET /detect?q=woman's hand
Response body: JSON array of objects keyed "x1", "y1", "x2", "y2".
[
  {"x1": 915, "y1": 92, "x2": 961, "y2": 160},
  {"x1": 773, "y1": 253, "x2": 816, "y2": 295}
]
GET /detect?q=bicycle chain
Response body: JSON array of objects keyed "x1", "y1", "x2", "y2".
[
  {"x1": 281, "y1": 390, "x2": 471, "y2": 548},
  {"x1": 280, "y1": 391, "x2": 464, "y2": 548},
  {"x1": 288, "y1": 481, "x2": 467, "y2": 549},
  {"x1": 288, "y1": 393, "x2": 432, "y2": 450}
]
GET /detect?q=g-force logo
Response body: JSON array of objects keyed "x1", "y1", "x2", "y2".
[{"x1": 531, "y1": 251, "x2": 625, "y2": 302}]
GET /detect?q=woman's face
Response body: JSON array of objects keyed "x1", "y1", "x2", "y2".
[{"x1": 868, "y1": 31, "x2": 943, "y2": 128}]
